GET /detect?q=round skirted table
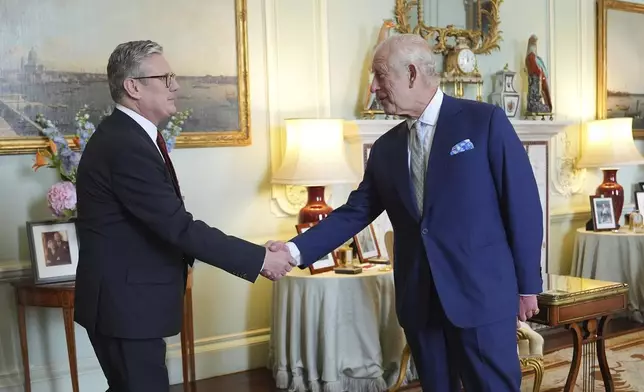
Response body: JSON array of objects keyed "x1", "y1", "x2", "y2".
[{"x1": 267, "y1": 266, "x2": 416, "y2": 392}]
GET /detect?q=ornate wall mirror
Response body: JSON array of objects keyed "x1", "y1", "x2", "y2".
[
  {"x1": 596, "y1": 0, "x2": 644, "y2": 138},
  {"x1": 394, "y1": 0, "x2": 503, "y2": 55}
]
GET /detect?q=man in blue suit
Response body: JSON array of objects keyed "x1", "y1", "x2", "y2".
[{"x1": 269, "y1": 33, "x2": 543, "y2": 391}]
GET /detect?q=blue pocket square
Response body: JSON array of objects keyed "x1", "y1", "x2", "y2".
[{"x1": 450, "y1": 139, "x2": 474, "y2": 155}]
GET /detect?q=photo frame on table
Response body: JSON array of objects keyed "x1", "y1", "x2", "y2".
[
  {"x1": 26, "y1": 219, "x2": 79, "y2": 284},
  {"x1": 295, "y1": 222, "x2": 338, "y2": 274},
  {"x1": 589, "y1": 195, "x2": 618, "y2": 231},
  {"x1": 363, "y1": 143, "x2": 373, "y2": 171},
  {"x1": 635, "y1": 191, "x2": 644, "y2": 211},
  {"x1": 354, "y1": 224, "x2": 381, "y2": 262}
]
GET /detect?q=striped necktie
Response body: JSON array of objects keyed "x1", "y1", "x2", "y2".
[{"x1": 409, "y1": 121, "x2": 426, "y2": 213}]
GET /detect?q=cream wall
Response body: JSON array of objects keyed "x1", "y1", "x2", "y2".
[{"x1": 1, "y1": 0, "x2": 643, "y2": 391}]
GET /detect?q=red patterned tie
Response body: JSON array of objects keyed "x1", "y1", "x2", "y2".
[{"x1": 156, "y1": 132, "x2": 181, "y2": 197}]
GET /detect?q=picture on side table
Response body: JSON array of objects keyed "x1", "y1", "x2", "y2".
[
  {"x1": 26, "y1": 219, "x2": 79, "y2": 284},
  {"x1": 589, "y1": 196, "x2": 618, "y2": 231},
  {"x1": 295, "y1": 222, "x2": 338, "y2": 275}
]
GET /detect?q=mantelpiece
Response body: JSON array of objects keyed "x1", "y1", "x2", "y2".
[{"x1": 343, "y1": 118, "x2": 576, "y2": 275}]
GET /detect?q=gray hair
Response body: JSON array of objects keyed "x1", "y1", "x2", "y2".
[
  {"x1": 107, "y1": 40, "x2": 163, "y2": 102},
  {"x1": 375, "y1": 34, "x2": 439, "y2": 84}
]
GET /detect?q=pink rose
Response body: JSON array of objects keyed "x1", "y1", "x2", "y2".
[{"x1": 47, "y1": 181, "x2": 77, "y2": 217}]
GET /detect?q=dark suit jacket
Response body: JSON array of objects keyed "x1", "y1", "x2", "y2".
[
  {"x1": 74, "y1": 109, "x2": 265, "y2": 339},
  {"x1": 291, "y1": 96, "x2": 543, "y2": 330}
]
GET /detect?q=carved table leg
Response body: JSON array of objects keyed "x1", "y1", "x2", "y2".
[
  {"x1": 17, "y1": 303, "x2": 31, "y2": 392},
  {"x1": 62, "y1": 308, "x2": 79, "y2": 392},
  {"x1": 564, "y1": 317, "x2": 612, "y2": 392}
]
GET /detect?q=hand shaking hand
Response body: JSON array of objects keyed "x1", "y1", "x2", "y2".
[{"x1": 260, "y1": 241, "x2": 295, "y2": 281}]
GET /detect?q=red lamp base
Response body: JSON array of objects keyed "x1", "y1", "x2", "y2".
[
  {"x1": 596, "y1": 168, "x2": 624, "y2": 224},
  {"x1": 298, "y1": 186, "x2": 333, "y2": 224}
]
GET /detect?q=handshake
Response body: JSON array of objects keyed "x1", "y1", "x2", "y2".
[{"x1": 260, "y1": 240, "x2": 297, "y2": 281}]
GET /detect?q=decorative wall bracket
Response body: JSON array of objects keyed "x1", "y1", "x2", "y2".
[{"x1": 551, "y1": 127, "x2": 586, "y2": 197}]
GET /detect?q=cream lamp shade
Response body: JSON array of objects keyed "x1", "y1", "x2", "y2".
[
  {"x1": 271, "y1": 118, "x2": 358, "y2": 186},
  {"x1": 577, "y1": 118, "x2": 644, "y2": 168}
]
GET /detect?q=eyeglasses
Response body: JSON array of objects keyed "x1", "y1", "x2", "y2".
[{"x1": 132, "y1": 72, "x2": 176, "y2": 88}]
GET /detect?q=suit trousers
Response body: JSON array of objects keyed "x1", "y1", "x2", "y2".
[
  {"x1": 87, "y1": 329, "x2": 169, "y2": 392},
  {"x1": 403, "y1": 255, "x2": 522, "y2": 392}
]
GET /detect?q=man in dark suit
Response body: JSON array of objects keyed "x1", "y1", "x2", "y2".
[
  {"x1": 74, "y1": 40, "x2": 295, "y2": 392},
  {"x1": 268, "y1": 34, "x2": 543, "y2": 391}
]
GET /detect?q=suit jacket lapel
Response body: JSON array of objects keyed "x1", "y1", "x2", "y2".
[
  {"x1": 390, "y1": 121, "x2": 420, "y2": 220},
  {"x1": 423, "y1": 95, "x2": 462, "y2": 216}
]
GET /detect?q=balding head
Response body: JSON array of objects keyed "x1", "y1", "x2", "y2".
[{"x1": 370, "y1": 34, "x2": 440, "y2": 118}]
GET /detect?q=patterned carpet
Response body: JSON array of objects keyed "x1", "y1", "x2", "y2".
[{"x1": 403, "y1": 330, "x2": 644, "y2": 391}]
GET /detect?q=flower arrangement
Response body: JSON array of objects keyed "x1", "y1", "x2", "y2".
[{"x1": 32, "y1": 105, "x2": 192, "y2": 219}]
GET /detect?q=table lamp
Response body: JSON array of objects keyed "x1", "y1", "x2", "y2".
[
  {"x1": 271, "y1": 118, "x2": 358, "y2": 224},
  {"x1": 577, "y1": 117, "x2": 644, "y2": 220}
]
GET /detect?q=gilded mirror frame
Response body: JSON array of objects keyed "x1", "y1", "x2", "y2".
[
  {"x1": 394, "y1": 0, "x2": 504, "y2": 55},
  {"x1": 596, "y1": 0, "x2": 644, "y2": 138}
]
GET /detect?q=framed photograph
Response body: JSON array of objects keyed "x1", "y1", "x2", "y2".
[
  {"x1": 363, "y1": 143, "x2": 373, "y2": 171},
  {"x1": 596, "y1": 0, "x2": 644, "y2": 138},
  {"x1": 26, "y1": 219, "x2": 79, "y2": 284},
  {"x1": 0, "y1": 0, "x2": 251, "y2": 155},
  {"x1": 295, "y1": 223, "x2": 338, "y2": 275},
  {"x1": 635, "y1": 191, "x2": 644, "y2": 211},
  {"x1": 354, "y1": 224, "x2": 381, "y2": 261},
  {"x1": 589, "y1": 196, "x2": 618, "y2": 231}
]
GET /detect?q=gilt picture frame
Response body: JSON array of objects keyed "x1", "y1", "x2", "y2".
[
  {"x1": 0, "y1": 0, "x2": 251, "y2": 155},
  {"x1": 596, "y1": 0, "x2": 644, "y2": 138}
]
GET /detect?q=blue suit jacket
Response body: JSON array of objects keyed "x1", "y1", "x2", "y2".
[{"x1": 291, "y1": 95, "x2": 543, "y2": 329}]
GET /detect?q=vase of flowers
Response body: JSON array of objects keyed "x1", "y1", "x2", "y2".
[{"x1": 32, "y1": 106, "x2": 192, "y2": 219}]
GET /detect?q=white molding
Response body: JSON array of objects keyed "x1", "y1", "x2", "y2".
[
  {"x1": 546, "y1": 0, "x2": 556, "y2": 113},
  {"x1": 268, "y1": 0, "x2": 334, "y2": 217},
  {"x1": 344, "y1": 119, "x2": 573, "y2": 144},
  {"x1": 0, "y1": 329, "x2": 271, "y2": 392}
]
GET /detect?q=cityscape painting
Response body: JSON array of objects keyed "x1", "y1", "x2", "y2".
[
  {"x1": 598, "y1": 2, "x2": 644, "y2": 138},
  {"x1": 0, "y1": 0, "x2": 251, "y2": 154}
]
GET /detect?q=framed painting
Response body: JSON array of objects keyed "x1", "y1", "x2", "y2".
[
  {"x1": 0, "y1": 0, "x2": 251, "y2": 155},
  {"x1": 596, "y1": 0, "x2": 644, "y2": 138}
]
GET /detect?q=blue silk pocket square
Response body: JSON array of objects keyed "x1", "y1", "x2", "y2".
[{"x1": 450, "y1": 139, "x2": 474, "y2": 156}]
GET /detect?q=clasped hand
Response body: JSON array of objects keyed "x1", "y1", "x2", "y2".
[{"x1": 260, "y1": 240, "x2": 294, "y2": 281}]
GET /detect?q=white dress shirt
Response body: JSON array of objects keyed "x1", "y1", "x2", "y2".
[{"x1": 115, "y1": 104, "x2": 164, "y2": 159}]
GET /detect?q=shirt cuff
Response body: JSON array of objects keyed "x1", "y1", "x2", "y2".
[{"x1": 286, "y1": 242, "x2": 302, "y2": 265}]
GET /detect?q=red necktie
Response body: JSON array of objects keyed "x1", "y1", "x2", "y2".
[{"x1": 156, "y1": 132, "x2": 181, "y2": 198}]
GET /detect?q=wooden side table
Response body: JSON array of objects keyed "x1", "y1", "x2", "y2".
[
  {"x1": 530, "y1": 273, "x2": 629, "y2": 392},
  {"x1": 13, "y1": 268, "x2": 195, "y2": 392}
]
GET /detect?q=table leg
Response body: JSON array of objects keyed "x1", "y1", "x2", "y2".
[
  {"x1": 596, "y1": 316, "x2": 614, "y2": 391},
  {"x1": 187, "y1": 287, "x2": 196, "y2": 383},
  {"x1": 17, "y1": 304, "x2": 31, "y2": 392},
  {"x1": 62, "y1": 308, "x2": 79, "y2": 392},
  {"x1": 564, "y1": 317, "x2": 612, "y2": 392}
]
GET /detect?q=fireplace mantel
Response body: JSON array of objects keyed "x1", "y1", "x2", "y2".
[{"x1": 344, "y1": 119, "x2": 575, "y2": 144}]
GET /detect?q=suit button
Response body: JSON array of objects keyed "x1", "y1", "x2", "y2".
[{"x1": 421, "y1": 228, "x2": 428, "y2": 235}]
